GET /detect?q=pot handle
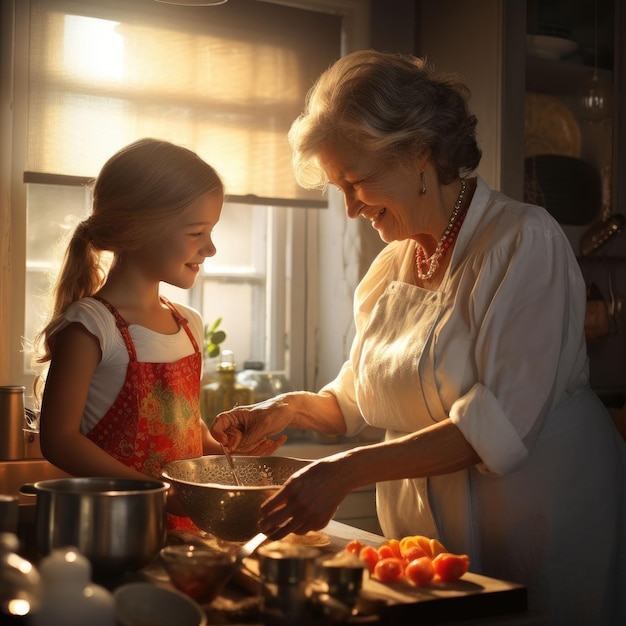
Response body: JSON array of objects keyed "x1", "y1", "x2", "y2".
[{"x1": 19, "y1": 483, "x2": 38, "y2": 496}]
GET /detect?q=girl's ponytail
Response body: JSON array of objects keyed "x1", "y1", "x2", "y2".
[{"x1": 32, "y1": 216, "x2": 106, "y2": 365}]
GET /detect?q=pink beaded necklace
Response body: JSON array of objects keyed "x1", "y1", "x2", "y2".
[{"x1": 415, "y1": 179, "x2": 468, "y2": 281}]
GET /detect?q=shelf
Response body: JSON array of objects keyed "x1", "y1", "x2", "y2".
[{"x1": 525, "y1": 54, "x2": 612, "y2": 96}]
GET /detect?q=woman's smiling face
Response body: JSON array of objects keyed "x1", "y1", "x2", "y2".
[{"x1": 318, "y1": 140, "x2": 427, "y2": 243}]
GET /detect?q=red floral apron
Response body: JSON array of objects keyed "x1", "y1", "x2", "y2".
[{"x1": 87, "y1": 296, "x2": 203, "y2": 530}]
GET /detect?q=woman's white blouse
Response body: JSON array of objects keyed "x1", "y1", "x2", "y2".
[
  {"x1": 321, "y1": 177, "x2": 626, "y2": 624},
  {"x1": 323, "y1": 176, "x2": 589, "y2": 474}
]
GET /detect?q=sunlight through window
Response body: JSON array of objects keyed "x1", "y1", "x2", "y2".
[{"x1": 63, "y1": 15, "x2": 123, "y2": 82}]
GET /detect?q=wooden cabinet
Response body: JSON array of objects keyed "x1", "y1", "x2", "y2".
[
  {"x1": 417, "y1": 0, "x2": 624, "y2": 218},
  {"x1": 417, "y1": 0, "x2": 626, "y2": 408},
  {"x1": 524, "y1": 1, "x2": 623, "y2": 253}
]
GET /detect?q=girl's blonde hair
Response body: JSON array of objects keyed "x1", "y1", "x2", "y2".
[
  {"x1": 288, "y1": 49, "x2": 482, "y2": 188},
  {"x1": 33, "y1": 138, "x2": 223, "y2": 367}
]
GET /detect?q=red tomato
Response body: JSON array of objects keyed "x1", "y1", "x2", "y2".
[
  {"x1": 359, "y1": 545, "x2": 379, "y2": 574},
  {"x1": 401, "y1": 545, "x2": 428, "y2": 563},
  {"x1": 376, "y1": 544, "x2": 396, "y2": 559},
  {"x1": 373, "y1": 557, "x2": 404, "y2": 583},
  {"x1": 383, "y1": 539, "x2": 402, "y2": 558},
  {"x1": 405, "y1": 556, "x2": 435, "y2": 586},
  {"x1": 432, "y1": 553, "x2": 470, "y2": 582},
  {"x1": 346, "y1": 540, "x2": 364, "y2": 555}
]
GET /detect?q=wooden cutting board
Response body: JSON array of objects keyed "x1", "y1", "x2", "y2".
[
  {"x1": 237, "y1": 520, "x2": 528, "y2": 624},
  {"x1": 358, "y1": 569, "x2": 526, "y2": 624}
]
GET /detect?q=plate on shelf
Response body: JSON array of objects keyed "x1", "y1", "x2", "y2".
[
  {"x1": 525, "y1": 92, "x2": 581, "y2": 158},
  {"x1": 526, "y1": 34, "x2": 578, "y2": 60}
]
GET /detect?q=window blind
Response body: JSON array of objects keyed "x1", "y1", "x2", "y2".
[{"x1": 26, "y1": 0, "x2": 341, "y2": 205}]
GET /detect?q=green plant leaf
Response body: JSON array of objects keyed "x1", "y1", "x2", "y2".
[
  {"x1": 207, "y1": 316, "x2": 222, "y2": 334},
  {"x1": 207, "y1": 343, "x2": 221, "y2": 358},
  {"x1": 210, "y1": 330, "x2": 226, "y2": 345},
  {"x1": 204, "y1": 318, "x2": 227, "y2": 358}
]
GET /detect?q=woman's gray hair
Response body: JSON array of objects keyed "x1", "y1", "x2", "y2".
[{"x1": 288, "y1": 49, "x2": 482, "y2": 188}]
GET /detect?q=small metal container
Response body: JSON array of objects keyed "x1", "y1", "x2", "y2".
[
  {"x1": 316, "y1": 552, "x2": 367, "y2": 611},
  {"x1": 0, "y1": 494, "x2": 19, "y2": 534},
  {"x1": 0, "y1": 386, "x2": 26, "y2": 461},
  {"x1": 23, "y1": 429, "x2": 43, "y2": 459},
  {"x1": 258, "y1": 541, "x2": 321, "y2": 626}
]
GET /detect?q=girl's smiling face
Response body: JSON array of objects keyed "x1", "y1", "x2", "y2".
[
  {"x1": 318, "y1": 140, "x2": 428, "y2": 243},
  {"x1": 136, "y1": 191, "x2": 223, "y2": 290}
]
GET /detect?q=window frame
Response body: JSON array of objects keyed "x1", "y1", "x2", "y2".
[{"x1": 0, "y1": 0, "x2": 369, "y2": 398}]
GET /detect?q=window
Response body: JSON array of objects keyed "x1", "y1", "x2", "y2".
[
  {"x1": 24, "y1": 184, "x2": 302, "y2": 375},
  {"x1": 7, "y1": 0, "x2": 342, "y2": 396}
]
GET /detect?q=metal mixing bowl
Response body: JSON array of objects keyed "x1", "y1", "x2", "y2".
[{"x1": 161, "y1": 455, "x2": 310, "y2": 542}]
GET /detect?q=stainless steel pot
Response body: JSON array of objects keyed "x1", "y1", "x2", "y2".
[{"x1": 21, "y1": 477, "x2": 168, "y2": 575}]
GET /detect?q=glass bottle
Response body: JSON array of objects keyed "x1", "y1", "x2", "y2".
[{"x1": 201, "y1": 350, "x2": 253, "y2": 426}]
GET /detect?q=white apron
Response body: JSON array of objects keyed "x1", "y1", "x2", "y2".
[{"x1": 348, "y1": 265, "x2": 626, "y2": 626}]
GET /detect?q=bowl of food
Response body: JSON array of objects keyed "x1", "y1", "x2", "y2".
[
  {"x1": 160, "y1": 544, "x2": 236, "y2": 604},
  {"x1": 161, "y1": 455, "x2": 310, "y2": 541}
]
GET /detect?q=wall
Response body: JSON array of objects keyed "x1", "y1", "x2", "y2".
[
  {"x1": 313, "y1": 0, "x2": 417, "y2": 390},
  {"x1": 417, "y1": 0, "x2": 526, "y2": 198}
]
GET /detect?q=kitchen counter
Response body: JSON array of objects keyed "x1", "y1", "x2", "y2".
[
  {"x1": 136, "y1": 520, "x2": 543, "y2": 626},
  {"x1": 2, "y1": 458, "x2": 545, "y2": 625}
]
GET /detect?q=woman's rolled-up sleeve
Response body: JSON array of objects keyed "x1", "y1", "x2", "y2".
[
  {"x1": 447, "y1": 212, "x2": 587, "y2": 475},
  {"x1": 449, "y1": 383, "x2": 528, "y2": 474}
]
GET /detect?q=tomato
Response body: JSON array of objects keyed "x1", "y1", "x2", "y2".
[
  {"x1": 384, "y1": 539, "x2": 402, "y2": 558},
  {"x1": 376, "y1": 544, "x2": 396, "y2": 559},
  {"x1": 401, "y1": 545, "x2": 429, "y2": 563},
  {"x1": 346, "y1": 540, "x2": 364, "y2": 555},
  {"x1": 404, "y1": 556, "x2": 435, "y2": 586},
  {"x1": 359, "y1": 545, "x2": 380, "y2": 574},
  {"x1": 373, "y1": 557, "x2": 404, "y2": 583},
  {"x1": 432, "y1": 553, "x2": 470, "y2": 582}
]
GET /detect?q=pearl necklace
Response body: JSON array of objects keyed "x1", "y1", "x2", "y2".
[{"x1": 415, "y1": 179, "x2": 467, "y2": 281}]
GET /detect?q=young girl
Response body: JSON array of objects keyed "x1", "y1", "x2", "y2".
[{"x1": 33, "y1": 138, "x2": 224, "y2": 529}]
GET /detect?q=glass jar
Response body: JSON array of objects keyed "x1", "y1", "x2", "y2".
[{"x1": 201, "y1": 350, "x2": 253, "y2": 426}]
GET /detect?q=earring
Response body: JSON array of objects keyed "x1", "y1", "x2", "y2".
[{"x1": 420, "y1": 171, "x2": 427, "y2": 195}]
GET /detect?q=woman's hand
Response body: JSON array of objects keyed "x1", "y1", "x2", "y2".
[
  {"x1": 209, "y1": 395, "x2": 293, "y2": 454},
  {"x1": 210, "y1": 391, "x2": 348, "y2": 455},
  {"x1": 257, "y1": 456, "x2": 352, "y2": 538}
]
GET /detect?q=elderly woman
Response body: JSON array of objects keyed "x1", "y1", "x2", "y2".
[{"x1": 211, "y1": 50, "x2": 626, "y2": 625}]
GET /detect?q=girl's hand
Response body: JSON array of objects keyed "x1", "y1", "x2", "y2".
[{"x1": 209, "y1": 395, "x2": 292, "y2": 454}]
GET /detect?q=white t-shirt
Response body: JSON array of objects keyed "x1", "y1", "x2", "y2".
[{"x1": 49, "y1": 297, "x2": 204, "y2": 434}]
